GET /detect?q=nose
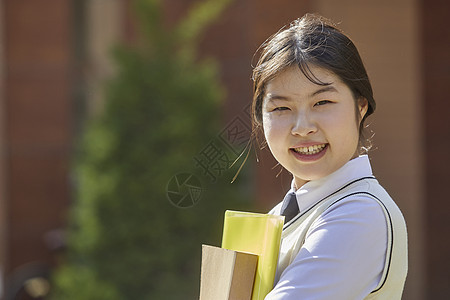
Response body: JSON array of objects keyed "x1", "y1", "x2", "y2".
[{"x1": 291, "y1": 111, "x2": 317, "y2": 136}]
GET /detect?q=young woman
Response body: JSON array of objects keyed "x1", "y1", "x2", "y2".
[{"x1": 251, "y1": 14, "x2": 408, "y2": 299}]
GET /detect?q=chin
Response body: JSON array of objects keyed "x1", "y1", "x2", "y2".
[{"x1": 290, "y1": 165, "x2": 333, "y2": 183}]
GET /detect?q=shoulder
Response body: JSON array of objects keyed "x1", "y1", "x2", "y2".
[
  {"x1": 320, "y1": 177, "x2": 396, "y2": 226},
  {"x1": 309, "y1": 193, "x2": 388, "y2": 240},
  {"x1": 325, "y1": 192, "x2": 387, "y2": 220}
]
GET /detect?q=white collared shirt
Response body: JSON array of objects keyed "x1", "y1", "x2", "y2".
[{"x1": 266, "y1": 156, "x2": 388, "y2": 300}]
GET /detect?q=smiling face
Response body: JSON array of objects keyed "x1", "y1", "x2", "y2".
[{"x1": 262, "y1": 65, "x2": 368, "y2": 188}]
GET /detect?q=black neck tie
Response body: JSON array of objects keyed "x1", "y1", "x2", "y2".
[{"x1": 280, "y1": 191, "x2": 299, "y2": 223}]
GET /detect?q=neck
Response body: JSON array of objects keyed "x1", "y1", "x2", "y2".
[{"x1": 293, "y1": 177, "x2": 309, "y2": 190}]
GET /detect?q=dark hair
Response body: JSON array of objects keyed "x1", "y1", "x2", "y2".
[{"x1": 252, "y1": 14, "x2": 376, "y2": 152}]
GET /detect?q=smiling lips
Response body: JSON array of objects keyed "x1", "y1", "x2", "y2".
[
  {"x1": 293, "y1": 143, "x2": 327, "y2": 155},
  {"x1": 290, "y1": 143, "x2": 328, "y2": 162}
]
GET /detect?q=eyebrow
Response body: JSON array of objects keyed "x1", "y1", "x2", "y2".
[
  {"x1": 265, "y1": 85, "x2": 338, "y2": 102},
  {"x1": 310, "y1": 85, "x2": 337, "y2": 97}
]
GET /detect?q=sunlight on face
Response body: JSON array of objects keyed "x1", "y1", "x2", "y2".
[{"x1": 262, "y1": 65, "x2": 368, "y2": 188}]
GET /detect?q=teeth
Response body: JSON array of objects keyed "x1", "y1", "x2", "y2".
[{"x1": 293, "y1": 144, "x2": 326, "y2": 155}]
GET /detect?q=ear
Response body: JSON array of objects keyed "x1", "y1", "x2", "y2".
[{"x1": 357, "y1": 98, "x2": 369, "y2": 121}]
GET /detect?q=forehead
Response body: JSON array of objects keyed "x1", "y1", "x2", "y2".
[{"x1": 265, "y1": 65, "x2": 338, "y2": 95}]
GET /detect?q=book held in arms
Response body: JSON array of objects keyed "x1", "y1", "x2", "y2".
[
  {"x1": 199, "y1": 245, "x2": 258, "y2": 300},
  {"x1": 221, "y1": 210, "x2": 284, "y2": 300}
]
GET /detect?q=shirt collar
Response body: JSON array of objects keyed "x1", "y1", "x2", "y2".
[{"x1": 289, "y1": 155, "x2": 373, "y2": 212}]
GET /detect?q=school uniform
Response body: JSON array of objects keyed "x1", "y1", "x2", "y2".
[{"x1": 265, "y1": 155, "x2": 408, "y2": 300}]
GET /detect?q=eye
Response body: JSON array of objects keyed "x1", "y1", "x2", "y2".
[
  {"x1": 314, "y1": 100, "x2": 332, "y2": 106},
  {"x1": 272, "y1": 106, "x2": 291, "y2": 112}
]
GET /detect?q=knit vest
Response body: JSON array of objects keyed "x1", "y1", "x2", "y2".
[{"x1": 274, "y1": 177, "x2": 408, "y2": 299}]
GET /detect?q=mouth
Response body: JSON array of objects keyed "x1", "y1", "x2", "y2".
[
  {"x1": 292, "y1": 143, "x2": 327, "y2": 155},
  {"x1": 290, "y1": 143, "x2": 328, "y2": 162}
]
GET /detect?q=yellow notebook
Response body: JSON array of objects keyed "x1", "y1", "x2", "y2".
[{"x1": 221, "y1": 210, "x2": 284, "y2": 300}]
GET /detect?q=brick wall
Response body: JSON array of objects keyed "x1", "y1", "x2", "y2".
[
  {"x1": 2, "y1": 0, "x2": 72, "y2": 279},
  {"x1": 422, "y1": 0, "x2": 450, "y2": 298}
]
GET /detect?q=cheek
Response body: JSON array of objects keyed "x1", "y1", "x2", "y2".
[
  {"x1": 262, "y1": 114, "x2": 284, "y2": 145},
  {"x1": 334, "y1": 118, "x2": 361, "y2": 148},
  {"x1": 262, "y1": 114, "x2": 273, "y2": 141},
  {"x1": 332, "y1": 103, "x2": 359, "y2": 128},
  {"x1": 322, "y1": 111, "x2": 359, "y2": 144}
]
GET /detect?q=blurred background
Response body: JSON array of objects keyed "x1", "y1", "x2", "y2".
[{"x1": 0, "y1": 0, "x2": 449, "y2": 299}]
